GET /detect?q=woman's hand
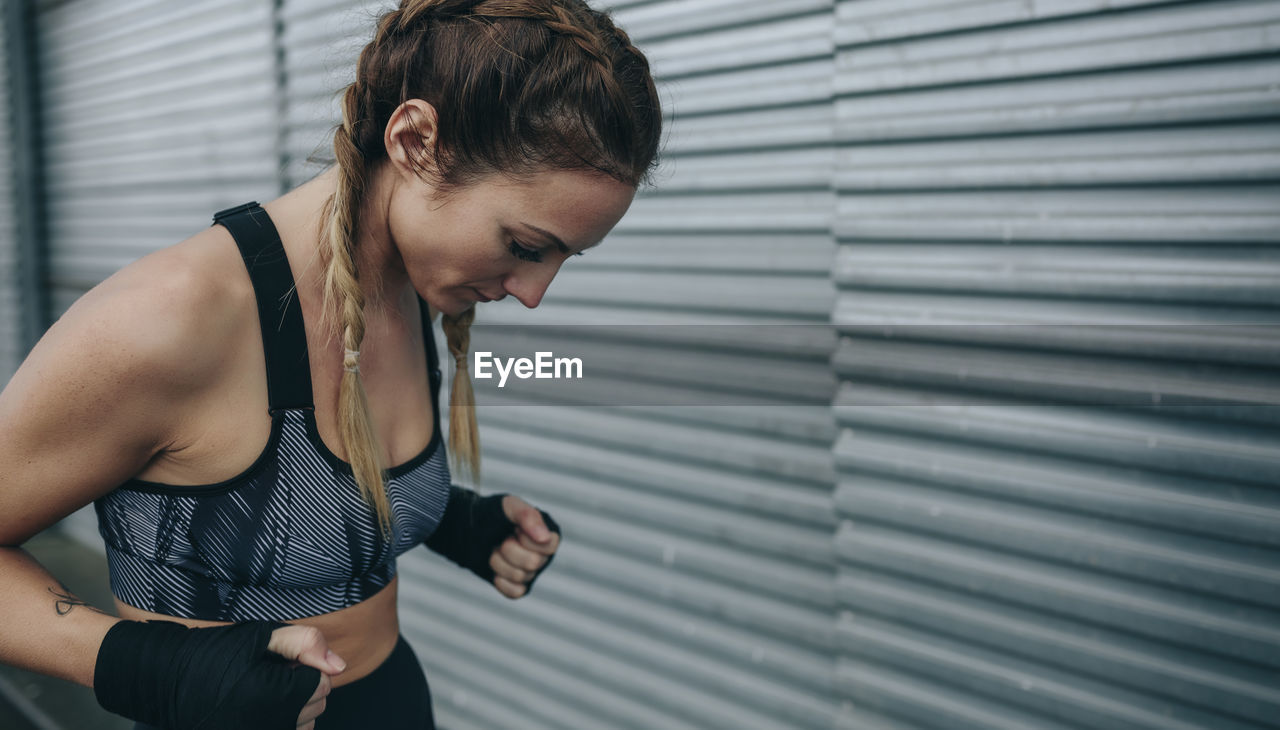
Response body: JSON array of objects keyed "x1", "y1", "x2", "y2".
[
  {"x1": 424, "y1": 486, "x2": 560, "y2": 593},
  {"x1": 492, "y1": 495, "x2": 562, "y2": 599},
  {"x1": 267, "y1": 625, "x2": 346, "y2": 729}
]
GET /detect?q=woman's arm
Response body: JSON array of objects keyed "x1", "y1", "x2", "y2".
[{"x1": 0, "y1": 260, "x2": 221, "y2": 685}]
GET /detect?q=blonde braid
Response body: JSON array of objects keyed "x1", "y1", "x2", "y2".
[
  {"x1": 318, "y1": 17, "x2": 406, "y2": 537},
  {"x1": 441, "y1": 307, "x2": 480, "y2": 483}
]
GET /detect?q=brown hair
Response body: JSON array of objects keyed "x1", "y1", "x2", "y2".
[{"x1": 320, "y1": 0, "x2": 662, "y2": 534}]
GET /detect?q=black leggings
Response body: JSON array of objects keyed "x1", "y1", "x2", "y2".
[{"x1": 133, "y1": 634, "x2": 434, "y2": 729}]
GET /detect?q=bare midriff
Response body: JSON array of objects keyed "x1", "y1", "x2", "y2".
[{"x1": 113, "y1": 574, "x2": 401, "y2": 688}]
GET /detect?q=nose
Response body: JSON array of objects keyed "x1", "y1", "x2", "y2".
[{"x1": 503, "y1": 265, "x2": 559, "y2": 309}]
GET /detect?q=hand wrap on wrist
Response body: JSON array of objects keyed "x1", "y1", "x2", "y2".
[
  {"x1": 93, "y1": 619, "x2": 319, "y2": 730},
  {"x1": 425, "y1": 484, "x2": 561, "y2": 595}
]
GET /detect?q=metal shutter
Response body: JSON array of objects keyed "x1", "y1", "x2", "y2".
[
  {"x1": 36, "y1": 0, "x2": 282, "y2": 316},
  {"x1": 832, "y1": 2, "x2": 1280, "y2": 729},
  {"x1": 37, "y1": 0, "x2": 282, "y2": 546},
  {"x1": 278, "y1": 0, "x2": 385, "y2": 190},
  {"x1": 0, "y1": 23, "x2": 18, "y2": 381}
]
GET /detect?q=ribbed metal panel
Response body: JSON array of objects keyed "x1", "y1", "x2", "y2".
[
  {"x1": 280, "y1": 1, "x2": 841, "y2": 727},
  {"x1": 0, "y1": 24, "x2": 18, "y2": 382},
  {"x1": 37, "y1": 0, "x2": 281, "y2": 311},
  {"x1": 278, "y1": 0, "x2": 384, "y2": 189},
  {"x1": 833, "y1": 3, "x2": 1280, "y2": 730}
]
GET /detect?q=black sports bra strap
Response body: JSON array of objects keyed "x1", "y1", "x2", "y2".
[{"x1": 213, "y1": 202, "x2": 315, "y2": 412}]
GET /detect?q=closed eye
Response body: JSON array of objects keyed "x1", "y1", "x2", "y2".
[{"x1": 509, "y1": 240, "x2": 542, "y2": 263}]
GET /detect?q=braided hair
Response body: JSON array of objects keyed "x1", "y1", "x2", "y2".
[{"x1": 320, "y1": 0, "x2": 662, "y2": 535}]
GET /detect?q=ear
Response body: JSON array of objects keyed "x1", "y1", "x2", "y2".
[{"x1": 384, "y1": 99, "x2": 440, "y2": 182}]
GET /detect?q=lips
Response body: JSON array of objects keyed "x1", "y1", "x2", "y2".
[{"x1": 472, "y1": 287, "x2": 503, "y2": 302}]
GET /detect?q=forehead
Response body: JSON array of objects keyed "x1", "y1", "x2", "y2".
[{"x1": 490, "y1": 169, "x2": 636, "y2": 248}]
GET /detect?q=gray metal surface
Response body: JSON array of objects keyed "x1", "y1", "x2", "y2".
[
  {"x1": 832, "y1": 1, "x2": 1280, "y2": 729},
  {"x1": 3, "y1": 0, "x2": 49, "y2": 379},
  {"x1": 0, "y1": 10, "x2": 18, "y2": 381},
  {"x1": 36, "y1": 0, "x2": 282, "y2": 313},
  {"x1": 278, "y1": 0, "x2": 384, "y2": 189}
]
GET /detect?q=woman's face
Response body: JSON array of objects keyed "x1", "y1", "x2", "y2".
[{"x1": 386, "y1": 167, "x2": 636, "y2": 316}]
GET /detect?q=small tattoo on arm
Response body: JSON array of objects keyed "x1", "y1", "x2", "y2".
[{"x1": 48, "y1": 585, "x2": 105, "y2": 616}]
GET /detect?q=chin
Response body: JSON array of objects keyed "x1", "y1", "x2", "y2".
[
  {"x1": 416, "y1": 288, "x2": 467, "y2": 318},
  {"x1": 441, "y1": 294, "x2": 476, "y2": 317}
]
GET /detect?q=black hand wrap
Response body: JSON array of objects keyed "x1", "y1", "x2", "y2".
[
  {"x1": 425, "y1": 485, "x2": 561, "y2": 595},
  {"x1": 94, "y1": 619, "x2": 320, "y2": 730}
]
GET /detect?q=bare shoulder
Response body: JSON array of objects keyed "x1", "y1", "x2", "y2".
[
  {"x1": 50, "y1": 224, "x2": 253, "y2": 390},
  {"x1": 0, "y1": 226, "x2": 254, "y2": 544}
]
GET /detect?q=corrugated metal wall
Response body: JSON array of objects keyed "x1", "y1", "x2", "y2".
[
  {"x1": 5, "y1": 0, "x2": 1277, "y2": 728},
  {"x1": 831, "y1": 2, "x2": 1280, "y2": 729},
  {"x1": 278, "y1": 0, "x2": 382, "y2": 190},
  {"x1": 0, "y1": 22, "x2": 19, "y2": 381},
  {"x1": 35, "y1": 0, "x2": 282, "y2": 316}
]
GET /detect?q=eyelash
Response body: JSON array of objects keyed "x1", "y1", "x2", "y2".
[
  {"x1": 509, "y1": 240, "x2": 542, "y2": 263},
  {"x1": 508, "y1": 240, "x2": 585, "y2": 262}
]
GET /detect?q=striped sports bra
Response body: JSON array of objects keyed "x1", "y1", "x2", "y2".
[{"x1": 94, "y1": 202, "x2": 453, "y2": 622}]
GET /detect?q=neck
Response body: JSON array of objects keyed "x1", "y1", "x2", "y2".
[{"x1": 266, "y1": 163, "x2": 412, "y2": 320}]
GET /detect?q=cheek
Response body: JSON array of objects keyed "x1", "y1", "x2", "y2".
[{"x1": 424, "y1": 232, "x2": 508, "y2": 286}]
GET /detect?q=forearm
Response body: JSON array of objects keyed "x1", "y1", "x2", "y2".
[{"x1": 0, "y1": 546, "x2": 120, "y2": 688}]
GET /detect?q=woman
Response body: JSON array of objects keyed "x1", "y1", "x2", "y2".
[{"x1": 0, "y1": 1, "x2": 661, "y2": 728}]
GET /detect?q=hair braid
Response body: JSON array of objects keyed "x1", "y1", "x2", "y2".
[
  {"x1": 318, "y1": 20, "x2": 403, "y2": 537},
  {"x1": 440, "y1": 307, "x2": 479, "y2": 483},
  {"x1": 538, "y1": 2, "x2": 657, "y2": 177},
  {"x1": 543, "y1": 4, "x2": 613, "y2": 75}
]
